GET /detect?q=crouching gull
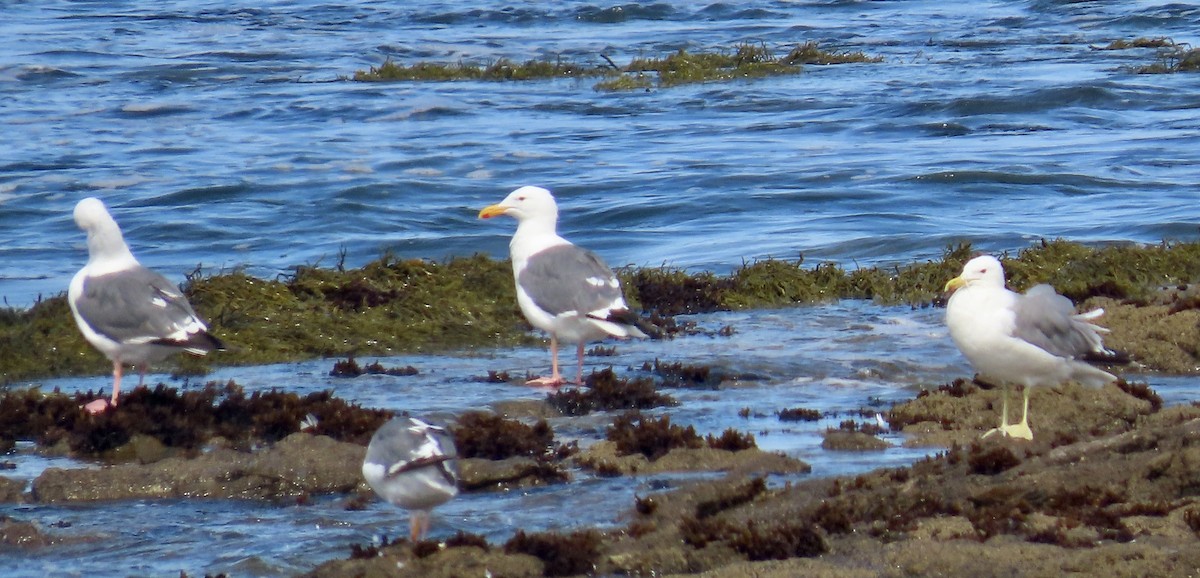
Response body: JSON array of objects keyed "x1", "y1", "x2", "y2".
[
  {"x1": 362, "y1": 416, "x2": 459, "y2": 542},
  {"x1": 479, "y1": 185, "x2": 648, "y2": 387},
  {"x1": 944, "y1": 255, "x2": 1123, "y2": 440},
  {"x1": 68, "y1": 197, "x2": 224, "y2": 415}
]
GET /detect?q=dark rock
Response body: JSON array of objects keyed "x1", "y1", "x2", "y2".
[
  {"x1": 821, "y1": 430, "x2": 892, "y2": 451},
  {"x1": 0, "y1": 477, "x2": 25, "y2": 503},
  {"x1": 32, "y1": 433, "x2": 364, "y2": 502}
]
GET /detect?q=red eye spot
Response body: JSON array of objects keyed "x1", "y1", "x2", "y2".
[{"x1": 517, "y1": 196, "x2": 526, "y2": 201}]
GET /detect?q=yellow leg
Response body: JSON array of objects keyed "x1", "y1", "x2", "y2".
[
  {"x1": 1006, "y1": 386, "x2": 1034, "y2": 440},
  {"x1": 981, "y1": 383, "x2": 1011, "y2": 438},
  {"x1": 982, "y1": 384, "x2": 1034, "y2": 441}
]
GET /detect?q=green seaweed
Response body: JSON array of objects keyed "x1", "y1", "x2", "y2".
[
  {"x1": 353, "y1": 57, "x2": 604, "y2": 82},
  {"x1": 782, "y1": 40, "x2": 883, "y2": 65},
  {"x1": 352, "y1": 41, "x2": 883, "y2": 91},
  {"x1": 4, "y1": 240, "x2": 1200, "y2": 384},
  {"x1": 1101, "y1": 37, "x2": 1177, "y2": 50},
  {"x1": 1130, "y1": 44, "x2": 1200, "y2": 74},
  {"x1": 624, "y1": 43, "x2": 796, "y2": 87}
]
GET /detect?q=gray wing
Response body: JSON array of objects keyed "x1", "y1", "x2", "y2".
[
  {"x1": 75, "y1": 265, "x2": 206, "y2": 345},
  {"x1": 367, "y1": 418, "x2": 457, "y2": 482},
  {"x1": 518, "y1": 244, "x2": 625, "y2": 316},
  {"x1": 367, "y1": 419, "x2": 457, "y2": 468},
  {"x1": 1012, "y1": 284, "x2": 1104, "y2": 358}
]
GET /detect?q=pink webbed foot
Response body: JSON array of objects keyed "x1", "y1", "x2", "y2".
[
  {"x1": 83, "y1": 398, "x2": 115, "y2": 415},
  {"x1": 524, "y1": 376, "x2": 566, "y2": 389}
]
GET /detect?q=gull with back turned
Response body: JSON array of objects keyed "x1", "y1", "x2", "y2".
[
  {"x1": 68, "y1": 198, "x2": 224, "y2": 414},
  {"x1": 361, "y1": 416, "x2": 459, "y2": 542}
]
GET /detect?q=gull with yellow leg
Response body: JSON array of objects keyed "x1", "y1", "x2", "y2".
[{"x1": 943, "y1": 255, "x2": 1123, "y2": 440}]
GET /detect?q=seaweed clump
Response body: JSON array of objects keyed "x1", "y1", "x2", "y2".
[
  {"x1": 187, "y1": 253, "x2": 523, "y2": 369},
  {"x1": 681, "y1": 516, "x2": 829, "y2": 561},
  {"x1": 351, "y1": 41, "x2": 883, "y2": 92},
  {"x1": 1100, "y1": 37, "x2": 1177, "y2": 50},
  {"x1": 329, "y1": 356, "x2": 419, "y2": 377},
  {"x1": 503, "y1": 530, "x2": 603, "y2": 578},
  {"x1": 1138, "y1": 47, "x2": 1200, "y2": 74},
  {"x1": 782, "y1": 40, "x2": 883, "y2": 65},
  {"x1": 451, "y1": 411, "x2": 556, "y2": 460},
  {"x1": 598, "y1": 41, "x2": 881, "y2": 90},
  {"x1": 645, "y1": 359, "x2": 719, "y2": 389},
  {"x1": 1100, "y1": 37, "x2": 1200, "y2": 74},
  {"x1": 0, "y1": 382, "x2": 391, "y2": 458},
  {"x1": 695, "y1": 477, "x2": 767, "y2": 519},
  {"x1": 706, "y1": 428, "x2": 757, "y2": 452},
  {"x1": 353, "y1": 57, "x2": 605, "y2": 82},
  {"x1": 605, "y1": 413, "x2": 703, "y2": 460},
  {"x1": 966, "y1": 442, "x2": 1022, "y2": 476},
  {"x1": 778, "y1": 407, "x2": 822, "y2": 422},
  {"x1": 545, "y1": 368, "x2": 676, "y2": 416}
]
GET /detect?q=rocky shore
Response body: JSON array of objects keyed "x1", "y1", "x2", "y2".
[{"x1": 1, "y1": 241, "x2": 1199, "y2": 576}]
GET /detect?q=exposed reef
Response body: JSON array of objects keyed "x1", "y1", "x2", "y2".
[
  {"x1": 5, "y1": 240, "x2": 1200, "y2": 385},
  {"x1": 1100, "y1": 37, "x2": 1200, "y2": 74},
  {"x1": 350, "y1": 41, "x2": 882, "y2": 91},
  {"x1": 306, "y1": 385, "x2": 1200, "y2": 578}
]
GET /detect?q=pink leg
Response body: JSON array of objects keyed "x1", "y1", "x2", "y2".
[
  {"x1": 526, "y1": 334, "x2": 565, "y2": 387},
  {"x1": 84, "y1": 362, "x2": 122, "y2": 414},
  {"x1": 410, "y1": 510, "x2": 431, "y2": 542},
  {"x1": 574, "y1": 342, "x2": 586, "y2": 385}
]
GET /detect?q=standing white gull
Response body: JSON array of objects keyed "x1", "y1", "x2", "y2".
[
  {"x1": 362, "y1": 416, "x2": 459, "y2": 542},
  {"x1": 944, "y1": 255, "x2": 1122, "y2": 440},
  {"x1": 479, "y1": 185, "x2": 648, "y2": 387},
  {"x1": 68, "y1": 197, "x2": 224, "y2": 415}
]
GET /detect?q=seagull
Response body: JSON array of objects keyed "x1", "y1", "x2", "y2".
[
  {"x1": 361, "y1": 416, "x2": 459, "y2": 542},
  {"x1": 479, "y1": 186, "x2": 648, "y2": 387},
  {"x1": 944, "y1": 255, "x2": 1121, "y2": 440},
  {"x1": 67, "y1": 197, "x2": 224, "y2": 415}
]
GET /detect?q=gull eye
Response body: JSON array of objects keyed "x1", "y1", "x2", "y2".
[{"x1": 517, "y1": 196, "x2": 526, "y2": 201}]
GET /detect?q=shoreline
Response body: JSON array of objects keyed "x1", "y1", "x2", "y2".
[{"x1": 4, "y1": 238, "x2": 1199, "y2": 384}]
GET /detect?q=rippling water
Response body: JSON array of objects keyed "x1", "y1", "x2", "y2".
[
  {"x1": 2, "y1": 1, "x2": 1199, "y2": 576},
  {"x1": 3, "y1": 1, "x2": 1198, "y2": 306}
]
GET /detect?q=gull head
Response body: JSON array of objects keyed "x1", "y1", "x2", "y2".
[
  {"x1": 73, "y1": 197, "x2": 133, "y2": 265},
  {"x1": 944, "y1": 255, "x2": 1005, "y2": 293},
  {"x1": 74, "y1": 197, "x2": 117, "y2": 233},
  {"x1": 478, "y1": 185, "x2": 559, "y2": 225}
]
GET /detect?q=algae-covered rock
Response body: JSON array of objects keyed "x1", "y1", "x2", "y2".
[
  {"x1": 0, "y1": 477, "x2": 25, "y2": 503},
  {"x1": 888, "y1": 380, "x2": 1154, "y2": 448},
  {"x1": 303, "y1": 543, "x2": 544, "y2": 578},
  {"x1": 820, "y1": 430, "x2": 892, "y2": 451},
  {"x1": 457, "y1": 456, "x2": 569, "y2": 491},
  {"x1": 5, "y1": 240, "x2": 1200, "y2": 384},
  {"x1": 575, "y1": 440, "x2": 810, "y2": 476},
  {"x1": 31, "y1": 433, "x2": 365, "y2": 502}
]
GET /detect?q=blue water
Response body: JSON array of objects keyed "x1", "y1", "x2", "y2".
[
  {"x1": 2, "y1": 1, "x2": 1200, "y2": 576},
  {"x1": 2, "y1": 1, "x2": 1198, "y2": 307}
]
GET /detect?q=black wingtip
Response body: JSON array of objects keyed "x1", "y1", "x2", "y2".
[
  {"x1": 592, "y1": 309, "x2": 663, "y2": 339},
  {"x1": 1084, "y1": 348, "x2": 1130, "y2": 366},
  {"x1": 204, "y1": 331, "x2": 227, "y2": 352},
  {"x1": 151, "y1": 330, "x2": 226, "y2": 353}
]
